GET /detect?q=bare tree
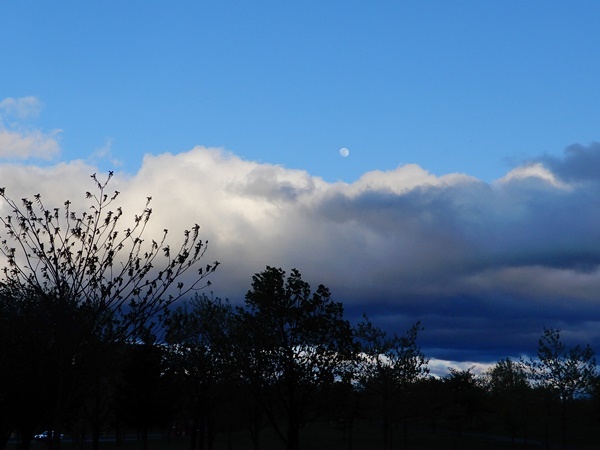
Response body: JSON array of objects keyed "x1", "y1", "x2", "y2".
[{"x1": 0, "y1": 172, "x2": 218, "y2": 339}]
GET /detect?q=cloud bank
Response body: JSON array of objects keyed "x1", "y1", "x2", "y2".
[{"x1": 2, "y1": 137, "x2": 600, "y2": 363}]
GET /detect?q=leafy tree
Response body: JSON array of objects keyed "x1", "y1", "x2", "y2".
[
  {"x1": 0, "y1": 173, "x2": 218, "y2": 448},
  {"x1": 75, "y1": 339, "x2": 126, "y2": 450},
  {"x1": 355, "y1": 316, "x2": 429, "y2": 450},
  {"x1": 236, "y1": 266, "x2": 355, "y2": 450},
  {"x1": 442, "y1": 367, "x2": 484, "y2": 438},
  {"x1": 165, "y1": 293, "x2": 236, "y2": 450},
  {"x1": 528, "y1": 328, "x2": 597, "y2": 401},
  {"x1": 113, "y1": 342, "x2": 176, "y2": 450},
  {"x1": 526, "y1": 327, "x2": 597, "y2": 449},
  {"x1": 0, "y1": 289, "x2": 51, "y2": 450},
  {"x1": 590, "y1": 375, "x2": 600, "y2": 431},
  {"x1": 484, "y1": 358, "x2": 531, "y2": 445},
  {"x1": 0, "y1": 285, "x2": 91, "y2": 450},
  {"x1": 412, "y1": 376, "x2": 445, "y2": 434}
]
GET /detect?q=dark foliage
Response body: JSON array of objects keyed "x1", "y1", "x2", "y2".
[{"x1": 234, "y1": 267, "x2": 356, "y2": 450}]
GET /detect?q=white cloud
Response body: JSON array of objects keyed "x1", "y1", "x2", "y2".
[
  {"x1": 0, "y1": 96, "x2": 43, "y2": 119},
  {"x1": 0, "y1": 96, "x2": 61, "y2": 160},
  {"x1": 347, "y1": 163, "x2": 478, "y2": 197},
  {"x1": 89, "y1": 138, "x2": 123, "y2": 167},
  {"x1": 497, "y1": 162, "x2": 569, "y2": 189},
  {"x1": 0, "y1": 125, "x2": 61, "y2": 160},
  {"x1": 428, "y1": 359, "x2": 495, "y2": 378}
]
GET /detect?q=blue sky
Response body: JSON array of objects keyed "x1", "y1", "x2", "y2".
[
  {"x1": 4, "y1": 1, "x2": 600, "y2": 181},
  {"x1": 3, "y1": 1, "x2": 600, "y2": 370}
]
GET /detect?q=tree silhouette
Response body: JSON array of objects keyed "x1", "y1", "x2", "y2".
[
  {"x1": 484, "y1": 358, "x2": 531, "y2": 445},
  {"x1": 113, "y1": 342, "x2": 176, "y2": 450},
  {"x1": 0, "y1": 173, "x2": 218, "y2": 449},
  {"x1": 526, "y1": 327, "x2": 597, "y2": 450},
  {"x1": 165, "y1": 293, "x2": 236, "y2": 450},
  {"x1": 442, "y1": 367, "x2": 484, "y2": 439},
  {"x1": 236, "y1": 266, "x2": 355, "y2": 450},
  {"x1": 0, "y1": 289, "x2": 52, "y2": 450},
  {"x1": 355, "y1": 316, "x2": 429, "y2": 450}
]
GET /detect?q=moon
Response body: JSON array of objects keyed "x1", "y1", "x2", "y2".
[{"x1": 339, "y1": 147, "x2": 350, "y2": 157}]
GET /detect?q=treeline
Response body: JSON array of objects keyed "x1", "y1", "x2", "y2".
[{"x1": 2, "y1": 266, "x2": 600, "y2": 450}]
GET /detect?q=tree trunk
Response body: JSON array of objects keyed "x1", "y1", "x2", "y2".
[
  {"x1": 141, "y1": 426, "x2": 149, "y2": 450},
  {"x1": 206, "y1": 415, "x2": 217, "y2": 450},
  {"x1": 0, "y1": 428, "x2": 11, "y2": 450},
  {"x1": 198, "y1": 415, "x2": 205, "y2": 450},
  {"x1": 18, "y1": 426, "x2": 34, "y2": 450},
  {"x1": 382, "y1": 393, "x2": 390, "y2": 450},
  {"x1": 249, "y1": 409, "x2": 262, "y2": 450},
  {"x1": 382, "y1": 421, "x2": 391, "y2": 450},
  {"x1": 250, "y1": 418, "x2": 261, "y2": 450},
  {"x1": 92, "y1": 426, "x2": 100, "y2": 450},
  {"x1": 560, "y1": 399, "x2": 567, "y2": 450},
  {"x1": 286, "y1": 421, "x2": 300, "y2": 450}
]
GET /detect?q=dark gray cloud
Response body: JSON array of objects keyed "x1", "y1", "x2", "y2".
[
  {"x1": 539, "y1": 142, "x2": 600, "y2": 183},
  {"x1": 2, "y1": 145, "x2": 600, "y2": 366}
]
